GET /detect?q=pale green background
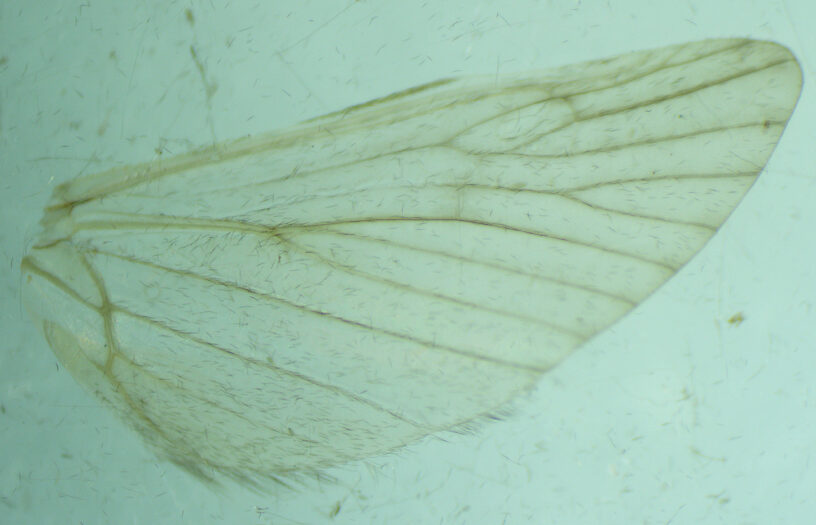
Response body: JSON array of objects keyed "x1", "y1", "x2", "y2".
[{"x1": 1, "y1": 1, "x2": 814, "y2": 524}]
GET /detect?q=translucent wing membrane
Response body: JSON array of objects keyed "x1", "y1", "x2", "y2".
[{"x1": 21, "y1": 39, "x2": 801, "y2": 483}]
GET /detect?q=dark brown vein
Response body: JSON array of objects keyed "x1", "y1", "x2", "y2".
[
  {"x1": 312, "y1": 226, "x2": 642, "y2": 305},
  {"x1": 78, "y1": 244, "x2": 557, "y2": 373},
  {"x1": 277, "y1": 232, "x2": 597, "y2": 339}
]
